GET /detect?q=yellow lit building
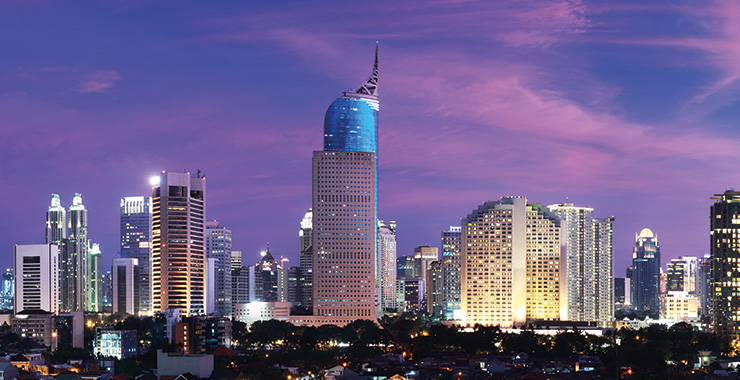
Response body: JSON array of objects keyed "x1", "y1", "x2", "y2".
[{"x1": 461, "y1": 197, "x2": 565, "y2": 327}]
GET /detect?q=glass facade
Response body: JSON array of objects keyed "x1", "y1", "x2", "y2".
[
  {"x1": 631, "y1": 228, "x2": 661, "y2": 314},
  {"x1": 324, "y1": 95, "x2": 378, "y2": 153}
]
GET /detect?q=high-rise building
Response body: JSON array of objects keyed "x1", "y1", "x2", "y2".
[
  {"x1": 547, "y1": 204, "x2": 614, "y2": 323},
  {"x1": 14, "y1": 244, "x2": 59, "y2": 314},
  {"x1": 427, "y1": 261, "x2": 445, "y2": 319},
  {"x1": 697, "y1": 255, "x2": 711, "y2": 317},
  {"x1": 120, "y1": 196, "x2": 152, "y2": 315},
  {"x1": 87, "y1": 242, "x2": 103, "y2": 312},
  {"x1": 256, "y1": 250, "x2": 278, "y2": 302},
  {"x1": 630, "y1": 228, "x2": 661, "y2": 314},
  {"x1": 614, "y1": 278, "x2": 626, "y2": 306},
  {"x1": 442, "y1": 226, "x2": 462, "y2": 320},
  {"x1": 112, "y1": 258, "x2": 140, "y2": 315},
  {"x1": 666, "y1": 256, "x2": 698, "y2": 293},
  {"x1": 232, "y1": 265, "x2": 255, "y2": 304},
  {"x1": 312, "y1": 46, "x2": 378, "y2": 323},
  {"x1": 230, "y1": 251, "x2": 242, "y2": 271},
  {"x1": 151, "y1": 171, "x2": 206, "y2": 316},
  {"x1": 377, "y1": 220, "x2": 397, "y2": 316},
  {"x1": 60, "y1": 193, "x2": 88, "y2": 312},
  {"x1": 414, "y1": 246, "x2": 438, "y2": 293},
  {"x1": 1, "y1": 269, "x2": 12, "y2": 310},
  {"x1": 461, "y1": 197, "x2": 564, "y2": 327},
  {"x1": 396, "y1": 256, "x2": 416, "y2": 279},
  {"x1": 298, "y1": 210, "x2": 313, "y2": 309},
  {"x1": 102, "y1": 270, "x2": 113, "y2": 310},
  {"x1": 206, "y1": 221, "x2": 233, "y2": 318},
  {"x1": 711, "y1": 190, "x2": 740, "y2": 341},
  {"x1": 46, "y1": 194, "x2": 66, "y2": 245}
]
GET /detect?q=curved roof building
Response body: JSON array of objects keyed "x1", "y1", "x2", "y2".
[{"x1": 323, "y1": 44, "x2": 379, "y2": 153}]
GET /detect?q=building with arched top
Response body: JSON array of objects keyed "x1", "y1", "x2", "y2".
[{"x1": 631, "y1": 228, "x2": 661, "y2": 314}]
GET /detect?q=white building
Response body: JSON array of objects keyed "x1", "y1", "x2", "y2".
[
  {"x1": 660, "y1": 291, "x2": 699, "y2": 322},
  {"x1": 205, "y1": 221, "x2": 232, "y2": 318},
  {"x1": 232, "y1": 302, "x2": 290, "y2": 327},
  {"x1": 547, "y1": 204, "x2": 614, "y2": 323},
  {"x1": 112, "y1": 258, "x2": 139, "y2": 315},
  {"x1": 377, "y1": 220, "x2": 397, "y2": 316},
  {"x1": 14, "y1": 244, "x2": 59, "y2": 314}
]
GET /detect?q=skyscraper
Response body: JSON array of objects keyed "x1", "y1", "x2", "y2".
[
  {"x1": 60, "y1": 193, "x2": 88, "y2": 312},
  {"x1": 312, "y1": 46, "x2": 378, "y2": 323},
  {"x1": 547, "y1": 204, "x2": 614, "y2": 323},
  {"x1": 112, "y1": 258, "x2": 140, "y2": 315},
  {"x1": 666, "y1": 256, "x2": 697, "y2": 293},
  {"x1": 461, "y1": 197, "x2": 564, "y2": 327},
  {"x1": 298, "y1": 210, "x2": 313, "y2": 309},
  {"x1": 441, "y1": 226, "x2": 462, "y2": 320},
  {"x1": 46, "y1": 194, "x2": 66, "y2": 245},
  {"x1": 377, "y1": 220, "x2": 397, "y2": 316},
  {"x1": 1, "y1": 269, "x2": 13, "y2": 311},
  {"x1": 711, "y1": 190, "x2": 740, "y2": 341},
  {"x1": 697, "y1": 255, "x2": 711, "y2": 317},
  {"x1": 630, "y1": 228, "x2": 661, "y2": 315},
  {"x1": 87, "y1": 242, "x2": 103, "y2": 312},
  {"x1": 206, "y1": 221, "x2": 233, "y2": 318},
  {"x1": 414, "y1": 245, "x2": 439, "y2": 292},
  {"x1": 120, "y1": 196, "x2": 152, "y2": 315},
  {"x1": 14, "y1": 244, "x2": 59, "y2": 314},
  {"x1": 151, "y1": 171, "x2": 206, "y2": 316}
]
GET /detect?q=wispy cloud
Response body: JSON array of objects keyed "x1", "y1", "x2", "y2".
[{"x1": 73, "y1": 70, "x2": 121, "y2": 93}]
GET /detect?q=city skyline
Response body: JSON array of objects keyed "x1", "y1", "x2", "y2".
[{"x1": 4, "y1": 1, "x2": 740, "y2": 277}]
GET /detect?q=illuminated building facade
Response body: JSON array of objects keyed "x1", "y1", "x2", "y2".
[
  {"x1": 120, "y1": 196, "x2": 152, "y2": 315},
  {"x1": 206, "y1": 221, "x2": 233, "y2": 318},
  {"x1": 46, "y1": 194, "x2": 66, "y2": 245},
  {"x1": 86, "y1": 242, "x2": 103, "y2": 312},
  {"x1": 298, "y1": 210, "x2": 313, "y2": 308},
  {"x1": 461, "y1": 197, "x2": 564, "y2": 327},
  {"x1": 151, "y1": 171, "x2": 206, "y2": 316},
  {"x1": 1, "y1": 269, "x2": 13, "y2": 311},
  {"x1": 14, "y1": 244, "x2": 59, "y2": 314},
  {"x1": 442, "y1": 226, "x2": 462, "y2": 320},
  {"x1": 666, "y1": 256, "x2": 697, "y2": 293},
  {"x1": 630, "y1": 228, "x2": 661, "y2": 314},
  {"x1": 312, "y1": 46, "x2": 378, "y2": 323},
  {"x1": 711, "y1": 190, "x2": 740, "y2": 341},
  {"x1": 60, "y1": 193, "x2": 88, "y2": 312},
  {"x1": 414, "y1": 245, "x2": 439, "y2": 292},
  {"x1": 377, "y1": 220, "x2": 397, "y2": 315},
  {"x1": 112, "y1": 257, "x2": 140, "y2": 315},
  {"x1": 547, "y1": 204, "x2": 614, "y2": 323}
]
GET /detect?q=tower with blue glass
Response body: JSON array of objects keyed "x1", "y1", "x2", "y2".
[
  {"x1": 630, "y1": 228, "x2": 661, "y2": 315},
  {"x1": 312, "y1": 45, "x2": 379, "y2": 323}
]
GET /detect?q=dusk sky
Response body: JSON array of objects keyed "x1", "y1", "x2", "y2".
[{"x1": 3, "y1": 1, "x2": 740, "y2": 277}]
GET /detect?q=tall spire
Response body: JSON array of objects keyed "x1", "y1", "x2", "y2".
[{"x1": 354, "y1": 42, "x2": 378, "y2": 97}]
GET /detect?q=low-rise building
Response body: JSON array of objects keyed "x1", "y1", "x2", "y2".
[
  {"x1": 11, "y1": 310, "x2": 57, "y2": 349},
  {"x1": 93, "y1": 327, "x2": 138, "y2": 359},
  {"x1": 156, "y1": 350, "x2": 213, "y2": 379},
  {"x1": 232, "y1": 302, "x2": 290, "y2": 327}
]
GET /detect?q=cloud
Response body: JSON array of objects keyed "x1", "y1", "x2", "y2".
[{"x1": 73, "y1": 70, "x2": 121, "y2": 93}]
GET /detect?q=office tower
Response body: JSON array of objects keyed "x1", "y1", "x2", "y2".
[
  {"x1": 112, "y1": 258, "x2": 140, "y2": 315},
  {"x1": 547, "y1": 204, "x2": 614, "y2": 323},
  {"x1": 87, "y1": 242, "x2": 103, "y2": 312},
  {"x1": 312, "y1": 46, "x2": 378, "y2": 322},
  {"x1": 14, "y1": 244, "x2": 59, "y2": 314},
  {"x1": 231, "y1": 251, "x2": 242, "y2": 271},
  {"x1": 660, "y1": 291, "x2": 699, "y2": 322},
  {"x1": 120, "y1": 196, "x2": 153, "y2": 315},
  {"x1": 288, "y1": 266, "x2": 300, "y2": 303},
  {"x1": 206, "y1": 221, "x2": 233, "y2": 318},
  {"x1": 1, "y1": 269, "x2": 13, "y2": 310},
  {"x1": 151, "y1": 171, "x2": 206, "y2": 316},
  {"x1": 403, "y1": 278, "x2": 423, "y2": 312},
  {"x1": 461, "y1": 197, "x2": 564, "y2": 327},
  {"x1": 298, "y1": 210, "x2": 313, "y2": 309},
  {"x1": 630, "y1": 228, "x2": 661, "y2": 314},
  {"x1": 666, "y1": 256, "x2": 698, "y2": 293},
  {"x1": 697, "y1": 255, "x2": 711, "y2": 317},
  {"x1": 397, "y1": 256, "x2": 416, "y2": 279},
  {"x1": 377, "y1": 220, "x2": 397, "y2": 315},
  {"x1": 427, "y1": 261, "x2": 445, "y2": 319},
  {"x1": 256, "y1": 250, "x2": 278, "y2": 302},
  {"x1": 414, "y1": 246, "x2": 439, "y2": 291},
  {"x1": 442, "y1": 226, "x2": 462, "y2": 320},
  {"x1": 102, "y1": 270, "x2": 113, "y2": 309},
  {"x1": 59, "y1": 193, "x2": 88, "y2": 312},
  {"x1": 711, "y1": 190, "x2": 740, "y2": 340},
  {"x1": 614, "y1": 278, "x2": 626, "y2": 306},
  {"x1": 46, "y1": 194, "x2": 66, "y2": 244},
  {"x1": 232, "y1": 265, "x2": 255, "y2": 304}
]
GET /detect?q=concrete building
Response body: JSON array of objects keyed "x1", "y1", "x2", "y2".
[
  {"x1": 461, "y1": 197, "x2": 564, "y2": 327},
  {"x1": 697, "y1": 255, "x2": 711, "y2": 317},
  {"x1": 231, "y1": 265, "x2": 255, "y2": 304},
  {"x1": 441, "y1": 226, "x2": 462, "y2": 320},
  {"x1": 377, "y1": 220, "x2": 397, "y2": 316},
  {"x1": 711, "y1": 190, "x2": 740, "y2": 341},
  {"x1": 311, "y1": 46, "x2": 378, "y2": 325},
  {"x1": 233, "y1": 302, "x2": 291, "y2": 327},
  {"x1": 631, "y1": 228, "x2": 661, "y2": 314},
  {"x1": 156, "y1": 349, "x2": 214, "y2": 379},
  {"x1": 151, "y1": 171, "x2": 206, "y2": 316},
  {"x1": 120, "y1": 196, "x2": 152, "y2": 315},
  {"x1": 547, "y1": 204, "x2": 614, "y2": 323},
  {"x1": 666, "y1": 256, "x2": 698, "y2": 293},
  {"x1": 205, "y1": 221, "x2": 232, "y2": 318},
  {"x1": 94, "y1": 327, "x2": 138, "y2": 359},
  {"x1": 403, "y1": 278, "x2": 423, "y2": 312},
  {"x1": 660, "y1": 291, "x2": 699, "y2": 322},
  {"x1": 11, "y1": 310, "x2": 57, "y2": 348},
  {"x1": 427, "y1": 261, "x2": 445, "y2": 319},
  {"x1": 112, "y1": 258, "x2": 140, "y2": 315},
  {"x1": 414, "y1": 246, "x2": 438, "y2": 294},
  {"x1": 14, "y1": 244, "x2": 59, "y2": 314}
]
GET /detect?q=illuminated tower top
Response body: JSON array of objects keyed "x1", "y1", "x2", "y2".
[{"x1": 323, "y1": 44, "x2": 379, "y2": 153}]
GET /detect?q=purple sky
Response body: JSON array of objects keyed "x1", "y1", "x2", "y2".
[{"x1": 3, "y1": 1, "x2": 740, "y2": 277}]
